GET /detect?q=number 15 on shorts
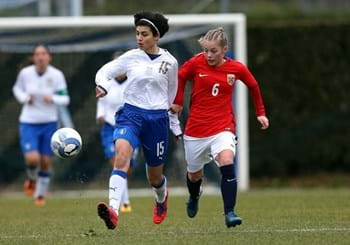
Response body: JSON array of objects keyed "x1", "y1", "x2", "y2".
[{"x1": 157, "y1": 141, "x2": 165, "y2": 157}]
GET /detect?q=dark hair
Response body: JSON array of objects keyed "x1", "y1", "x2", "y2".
[
  {"x1": 134, "y1": 11, "x2": 169, "y2": 38},
  {"x1": 32, "y1": 44, "x2": 51, "y2": 55}
]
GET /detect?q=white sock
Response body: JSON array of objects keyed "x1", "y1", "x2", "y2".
[
  {"x1": 34, "y1": 172, "x2": 50, "y2": 199},
  {"x1": 152, "y1": 176, "x2": 167, "y2": 203},
  {"x1": 26, "y1": 165, "x2": 38, "y2": 181},
  {"x1": 109, "y1": 172, "x2": 127, "y2": 214},
  {"x1": 121, "y1": 180, "x2": 130, "y2": 205}
]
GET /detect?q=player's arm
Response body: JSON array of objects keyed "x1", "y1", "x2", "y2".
[
  {"x1": 171, "y1": 58, "x2": 195, "y2": 114},
  {"x1": 96, "y1": 99, "x2": 106, "y2": 125},
  {"x1": 168, "y1": 110, "x2": 183, "y2": 140},
  {"x1": 167, "y1": 59, "x2": 178, "y2": 108},
  {"x1": 50, "y1": 72, "x2": 70, "y2": 106},
  {"x1": 239, "y1": 63, "x2": 269, "y2": 130},
  {"x1": 95, "y1": 55, "x2": 128, "y2": 97},
  {"x1": 12, "y1": 70, "x2": 32, "y2": 104}
]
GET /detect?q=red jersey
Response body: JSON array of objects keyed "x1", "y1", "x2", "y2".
[{"x1": 174, "y1": 53, "x2": 266, "y2": 137}]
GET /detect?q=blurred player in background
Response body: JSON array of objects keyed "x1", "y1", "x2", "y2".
[
  {"x1": 171, "y1": 27, "x2": 269, "y2": 227},
  {"x1": 96, "y1": 53, "x2": 138, "y2": 213},
  {"x1": 12, "y1": 44, "x2": 70, "y2": 206},
  {"x1": 95, "y1": 11, "x2": 178, "y2": 230}
]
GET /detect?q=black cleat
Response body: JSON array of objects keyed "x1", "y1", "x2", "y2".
[
  {"x1": 186, "y1": 188, "x2": 202, "y2": 218},
  {"x1": 225, "y1": 211, "x2": 242, "y2": 228}
]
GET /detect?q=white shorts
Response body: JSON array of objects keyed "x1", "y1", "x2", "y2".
[{"x1": 183, "y1": 131, "x2": 237, "y2": 173}]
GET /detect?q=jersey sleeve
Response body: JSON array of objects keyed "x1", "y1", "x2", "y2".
[
  {"x1": 168, "y1": 111, "x2": 183, "y2": 137},
  {"x1": 95, "y1": 53, "x2": 129, "y2": 92},
  {"x1": 173, "y1": 57, "x2": 195, "y2": 106},
  {"x1": 167, "y1": 59, "x2": 178, "y2": 107},
  {"x1": 12, "y1": 70, "x2": 30, "y2": 104},
  {"x1": 96, "y1": 98, "x2": 106, "y2": 121},
  {"x1": 52, "y1": 71, "x2": 70, "y2": 106},
  {"x1": 238, "y1": 63, "x2": 266, "y2": 117}
]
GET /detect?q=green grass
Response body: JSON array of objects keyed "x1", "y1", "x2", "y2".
[{"x1": 0, "y1": 188, "x2": 349, "y2": 244}]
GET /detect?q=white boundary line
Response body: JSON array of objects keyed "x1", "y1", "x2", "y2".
[
  {"x1": 0, "y1": 186, "x2": 220, "y2": 199},
  {"x1": 0, "y1": 227, "x2": 349, "y2": 240}
]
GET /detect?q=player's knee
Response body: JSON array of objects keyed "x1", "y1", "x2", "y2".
[
  {"x1": 188, "y1": 171, "x2": 203, "y2": 182},
  {"x1": 114, "y1": 154, "x2": 130, "y2": 170},
  {"x1": 25, "y1": 152, "x2": 40, "y2": 166},
  {"x1": 148, "y1": 174, "x2": 163, "y2": 187},
  {"x1": 216, "y1": 149, "x2": 235, "y2": 165}
]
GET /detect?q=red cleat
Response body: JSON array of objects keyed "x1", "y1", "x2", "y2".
[
  {"x1": 97, "y1": 202, "x2": 118, "y2": 230},
  {"x1": 24, "y1": 179, "x2": 36, "y2": 197},
  {"x1": 34, "y1": 196, "x2": 46, "y2": 206},
  {"x1": 153, "y1": 191, "x2": 168, "y2": 224}
]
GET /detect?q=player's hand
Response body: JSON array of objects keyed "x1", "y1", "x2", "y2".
[
  {"x1": 174, "y1": 134, "x2": 183, "y2": 141},
  {"x1": 257, "y1": 116, "x2": 269, "y2": 130},
  {"x1": 97, "y1": 117, "x2": 105, "y2": 125},
  {"x1": 27, "y1": 95, "x2": 34, "y2": 104},
  {"x1": 96, "y1": 85, "x2": 107, "y2": 98},
  {"x1": 170, "y1": 104, "x2": 183, "y2": 115},
  {"x1": 43, "y1": 95, "x2": 53, "y2": 104}
]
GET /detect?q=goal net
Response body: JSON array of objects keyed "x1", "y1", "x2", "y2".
[{"x1": 0, "y1": 14, "x2": 249, "y2": 190}]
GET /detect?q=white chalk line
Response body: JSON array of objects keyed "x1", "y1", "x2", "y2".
[{"x1": 1, "y1": 227, "x2": 349, "y2": 240}]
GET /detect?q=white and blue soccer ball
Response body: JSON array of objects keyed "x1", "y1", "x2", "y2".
[{"x1": 50, "y1": 128, "x2": 82, "y2": 159}]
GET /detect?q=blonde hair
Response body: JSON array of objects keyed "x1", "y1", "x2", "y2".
[{"x1": 198, "y1": 27, "x2": 228, "y2": 47}]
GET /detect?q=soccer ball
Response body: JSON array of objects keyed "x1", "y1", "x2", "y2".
[{"x1": 50, "y1": 128, "x2": 82, "y2": 159}]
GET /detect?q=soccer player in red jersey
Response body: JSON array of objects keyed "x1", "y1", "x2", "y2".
[{"x1": 171, "y1": 27, "x2": 269, "y2": 227}]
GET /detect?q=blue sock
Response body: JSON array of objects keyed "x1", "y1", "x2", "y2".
[{"x1": 220, "y1": 164, "x2": 237, "y2": 215}]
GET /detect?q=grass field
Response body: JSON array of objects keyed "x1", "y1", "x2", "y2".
[{"x1": 0, "y1": 188, "x2": 349, "y2": 244}]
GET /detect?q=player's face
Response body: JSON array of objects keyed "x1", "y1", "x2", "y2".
[
  {"x1": 33, "y1": 46, "x2": 51, "y2": 70},
  {"x1": 201, "y1": 40, "x2": 227, "y2": 67},
  {"x1": 136, "y1": 26, "x2": 159, "y2": 53}
]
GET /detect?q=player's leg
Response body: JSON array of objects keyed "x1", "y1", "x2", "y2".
[
  {"x1": 34, "y1": 122, "x2": 57, "y2": 205},
  {"x1": 146, "y1": 164, "x2": 168, "y2": 224},
  {"x1": 120, "y1": 156, "x2": 136, "y2": 213},
  {"x1": 34, "y1": 155, "x2": 52, "y2": 205},
  {"x1": 186, "y1": 170, "x2": 203, "y2": 218},
  {"x1": 183, "y1": 135, "x2": 210, "y2": 218},
  {"x1": 212, "y1": 132, "x2": 242, "y2": 227},
  {"x1": 23, "y1": 152, "x2": 40, "y2": 197},
  {"x1": 97, "y1": 105, "x2": 140, "y2": 229},
  {"x1": 98, "y1": 138, "x2": 133, "y2": 229},
  {"x1": 120, "y1": 178, "x2": 132, "y2": 213},
  {"x1": 142, "y1": 110, "x2": 169, "y2": 224},
  {"x1": 19, "y1": 123, "x2": 40, "y2": 197},
  {"x1": 100, "y1": 122, "x2": 115, "y2": 168}
]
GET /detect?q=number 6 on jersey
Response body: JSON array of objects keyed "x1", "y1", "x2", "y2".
[{"x1": 212, "y1": 83, "x2": 220, "y2": 96}]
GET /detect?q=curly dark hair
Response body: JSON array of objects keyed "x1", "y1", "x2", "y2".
[{"x1": 134, "y1": 11, "x2": 169, "y2": 38}]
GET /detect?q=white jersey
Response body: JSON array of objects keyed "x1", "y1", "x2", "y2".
[
  {"x1": 12, "y1": 65, "x2": 70, "y2": 123},
  {"x1": 96, "y1": 79, "x2": 128, "y2": 126},
  {"x1": 95, "y1": 48, "x2": 178, "y2": 110}
]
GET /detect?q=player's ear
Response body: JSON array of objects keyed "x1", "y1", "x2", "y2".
[
  {"x1": 154, "y1": 34, "x2": 160, "y2": 42},
  {"x1": 223, "y1": 45, "x2": 228, "y2": 53}
]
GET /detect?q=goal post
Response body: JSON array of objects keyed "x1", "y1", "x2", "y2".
[{"x1": 0, "y1": 14, "x2": 249, "y2": 191}]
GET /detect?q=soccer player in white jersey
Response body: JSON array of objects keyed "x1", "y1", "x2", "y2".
[
  {"x1": 96, "y1": 70, "x2": 139, "y2": 213},
  {"x1": 95, "y1": 11, "x2": 178, "y2": 230},
  {"x1": 12, "y1": 44, "x2": 70, "y2": 206}
]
